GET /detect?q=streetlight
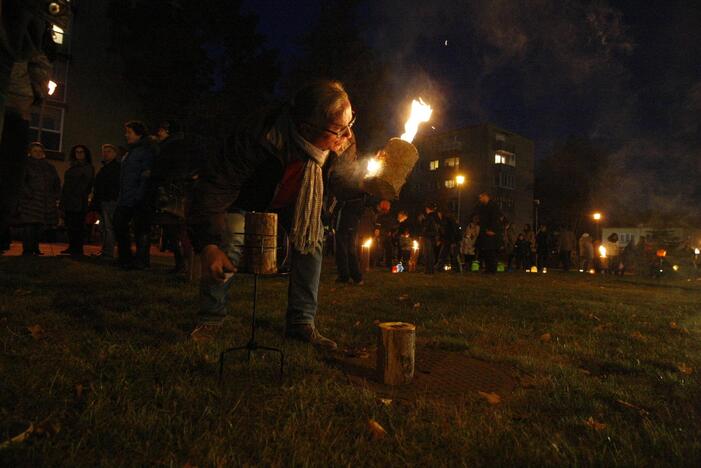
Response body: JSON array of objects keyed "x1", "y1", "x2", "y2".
[
  {"x1": 455, "y1": 174, "x2": 466, "y2": 224},
  {"x1": 592, "y1": 212, "x2": 603, "y2": 241}
]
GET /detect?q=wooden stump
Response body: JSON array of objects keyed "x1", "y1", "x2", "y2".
[
  {"x1": 243, "y1": 212, "x2": 277, "y2": 275},
  {"x1": 363, "y1": 138, "x2": 419, "y2": 200},
  {"x1": 376, "y1": 322, "x2": 416, "y2": 385}
]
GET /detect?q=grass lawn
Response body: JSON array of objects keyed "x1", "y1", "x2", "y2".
[{"x1": 1, "y1": 256, "x2": 701, "y2": 466}]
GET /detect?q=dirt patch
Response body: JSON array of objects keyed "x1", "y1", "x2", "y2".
[{"x1": 327, "y1": 348, "x2": 519, "y2": 402}]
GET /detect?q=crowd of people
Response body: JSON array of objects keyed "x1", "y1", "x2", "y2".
[{"x1": 1, "y1": 119, "x2": 200, "y2": 277}]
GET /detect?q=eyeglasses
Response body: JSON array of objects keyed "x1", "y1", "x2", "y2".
[{"x1": 306, "y1": 111, "x2": 356, "y2": 139}]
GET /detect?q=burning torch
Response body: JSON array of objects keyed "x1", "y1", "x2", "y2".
[{"x1": 363, "y1": 99, "x2": 433, "y2": 200}]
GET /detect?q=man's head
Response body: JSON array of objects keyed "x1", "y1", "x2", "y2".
[
  {"x1": 124, "y1": 120, "x2": 148, "y2": 145},
  {"x1": 478, "y1": 192, "x2": 490, "y2": 204},
  {"x1": 101, "y1": 144, "x2": 119, "y2": 162},
  {"x1": 156, "y1": 120, "x2": 181, "y2": 142},
  {"x1": 27, "y1": 142, "x2": 45, "y2": 159},
  {"x1": 292, "y1": 80, "x2": 354, "y2": 154}
]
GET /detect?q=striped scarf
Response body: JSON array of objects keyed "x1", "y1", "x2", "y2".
[{"x1": 290, "y1": 130, "x2": 329, "y2": 254}]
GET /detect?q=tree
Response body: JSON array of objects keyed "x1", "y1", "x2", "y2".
[{"x1": 106, "y1": 0, "x2": 279, "y2": 141}]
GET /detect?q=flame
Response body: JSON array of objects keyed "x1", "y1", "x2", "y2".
[
  {"x1": 47, "y1": 80, "x2": 57, "y2": 96},
  {"x1": 412, "y1": 240, "x2": 419, "y2": 251},
  {"x1": 365, "y1": 158, "x2": 383, "y2": 178},
  {"x1": 673, "y1": 265, "x2": 680, "y2": 271},
  {"x1": 94, "y1": 219, "x2": 100, "y2": 225},
  {"x1": 656, "y1": 249, "x2": 667, "y2": 258},
  {"x1": 362, "y1": 238, "x2": 373, "y2": 248},
  {"x1": 400, "y1": 98, "x2": 433, "y2": 143},
  {"x1": 599, "y1": 245, "x2": 607, "y2": 258},
  {"x1": 695, "y1": 248, "x2": 700, "y2": 255}
]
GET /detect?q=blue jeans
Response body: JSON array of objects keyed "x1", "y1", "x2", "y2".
[{"x1": 198, "y1": 212, "x2": 322, "y2": 326}]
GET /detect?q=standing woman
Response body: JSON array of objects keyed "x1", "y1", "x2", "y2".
[
  {"x1": 60, "y1": 145, "x2": 94, "y2": 256},
  {"x1": 15, "y1": 142, "x2": 60, "y2": 255},
  {"x1": 113, "y1": 121, "x2": 155, "y2": 269}
]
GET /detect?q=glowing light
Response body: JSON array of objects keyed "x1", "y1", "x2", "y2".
[
  {"x1": 400, "y1": 98, "x2": 433, "y2": 143},
  {"x1": 362, "y1": 238, "x2": 373, "y2": 248},
  {"x1": 542, "y1": 268, "x2": 548, "y2": 274},
  {"x1": 455, "y1": 174, "x2": 466, "y2": 185},
  {"x1": 47, "y1": 80, "x2": 57, "y2": 96},
  {"x1": 412, "y1": 240, "x2": 419, "y2": 251},
  {"x1": 530, "y1": 266, "x2": 538, "y2": 273},
  {"x1": 673, "y1": 265, "x2": 680, "y2": 271},
  {"x1": 365, "y1": 158, "x2": 383, "y2": 178},
  {"x1": 588, "y1": 269, "x2": 596, "y2": 275},
  {"x1": 593, "y1": 212, "x2": 602, "y2": 221},
  {"x1": 695, "y1": 248, "x2": 700, "y2": 255},
  {"x1": 444, "y1": 265, "x2": 452, "y2": 271},
  {"x1": 656, "y1": 249, "x2": 667, "y2": 258},
  {"x1": 579, "y1": 269, "x2": 584, "y2": 273},
  {"x1": 94, "y1": 219, "x2": 100, "y2": 225},
  {"x1": 599, "y1": 245, "x2": 607, "y2": 258}
]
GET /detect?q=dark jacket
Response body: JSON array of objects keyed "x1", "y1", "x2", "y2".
[
  {"x1": 93, "y1": 159, "x2": 121, "y2": 208},
  {"x1": 16, "y1": 157, "x2": 60, "y2": 225},
  {"x1": 61, "y1": 161, "x2": 94, "y2": 212},
  {"x1": 117, "y1": 138, "x2": 155, "y2": 208},
  {"x1": 189, "y1": 106, "x2": 343, "y2": 251},
  {"x1": 473, "y1": 200, "x2": 502, "y2": 250},
  {"x1": 421, "y1": 211, "x2": 441, "y2": 238}
]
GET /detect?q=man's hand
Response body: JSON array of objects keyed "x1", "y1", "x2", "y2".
[{"x1": 201, "y1": 245, "x2": 236, "y2": 282}]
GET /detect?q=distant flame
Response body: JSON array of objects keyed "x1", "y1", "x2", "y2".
[
  {"x1": 599, "y1": 245, "x2": 607, "y2": 258},
  {"x1": 48, "y1": 80, "x2": 57, "y2": 96},
  {"x1": 412, "y1": 240, "x2": 419, "y2": 251},
  {"x1": 362, "y1": 238, "x2": 373, "y2": 248},
  {"x1": 400, "y1": 98, "x2": 433, "y2": 143},
  {"x1": 695, "y1": 248, "x2": 700, "y2": 255}
]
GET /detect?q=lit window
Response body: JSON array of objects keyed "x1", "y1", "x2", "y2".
[
  {"x1": 444, "y1": 157, "x2": 460, "y2": 167},
  {"x1": 429, "y1": 160, "x2": 439, "y2": 171},
  {"x1": 445, "y1": 179, "x2": 455, "y2": 188},
  {"x1": 495, "y1": 132, "x2": 506, "y2": 142},
  {"x1": 51, "y1": 25, "x2": 64, "y2": 45},
  {"x1": 494, "y1": 151, "x2": 516, "y2": 166}
]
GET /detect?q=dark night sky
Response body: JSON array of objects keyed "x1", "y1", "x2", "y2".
[
  {"x1": 242, "y1": 1, "x2": 701, "y2": 167},
  {"x1": 242, "y1": 0, "x2": 701, "y2": 218}
]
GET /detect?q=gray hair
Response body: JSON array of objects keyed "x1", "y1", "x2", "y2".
[{"x1": 291, "y1": 80, "x2": 349, "y2": 127}]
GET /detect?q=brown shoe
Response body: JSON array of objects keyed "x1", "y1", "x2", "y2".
[
  {"x1": 285, "y1": 324, "x2": 338, "y2": 351},
  {"x1": 190, "y1": 323, "x2": 222, "y2": 343}
]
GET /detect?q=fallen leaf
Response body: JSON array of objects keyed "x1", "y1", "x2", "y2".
[
  {"x1": 397, "y1": 294, "x2": 409, "y2": 301},
  {"x1": 579, "y1": 368, "x2": 592, "y2": 375},
  {"x1": 27, "y1": 324, "x2": 45, "y2": 340},
  {"x1": 615, "y1": 399, "x2": 649, "y2": 416},
  {"x1": 0, "y1": 417, "x2": 61, "y2": 448},
  {"x1": 630, "y1": 331, "x2": 645, "y2": 342},
  {"x1": 539, "y1": 333, "x2": 552, "y2": 343},
  {"x1": 677, "y1": 363, "x2": 693, "y2": 375},
  {"x1": 584, "y1": 417, "x2": 607, "y2": 431},
  {"x1": 669, "y1": 322, "x2": 679, "y2": 329},
  {"x1": 378, "y1": 398, "x2": 392, "y2": 406},
  {"x1": 368, "y1": 419, "x2": 386, "y2": 440},
  {"x1": 354, "y1": 320, "x2": 361, "y2": 327},
  {"x1": 413, "y1": 303, "x2": 421, "y2": 308},
  {"x1": 680, "y1": 327, "x2": 690, "y2": 335},
  {"x1": 589, "y1": 314, "x2": 601, "y2": 322},
  {"x1": 478, "y1": 391, "x2": 501, "y2": 405}
]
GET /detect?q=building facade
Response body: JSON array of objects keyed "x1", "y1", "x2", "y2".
[
  {"x1": 403, "y1": 124, "x2": 535, "y2": 228},
  {"x1": 29, "y1": 0, "x2": 142, "y2": 178}
]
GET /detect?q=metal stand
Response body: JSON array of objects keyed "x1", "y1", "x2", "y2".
[{"x1": 218, "y1": 272, "x2": 286, "y2": 381}]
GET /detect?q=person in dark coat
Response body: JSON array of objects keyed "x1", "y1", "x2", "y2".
[
  {"x1": 15, "y1": 142, "x2": 60, "y2": 255},
  {"x1": 514, "y1": 232, "x2": 531, "y2": 270},
  {"x1": 188, "y1": 80, "x2": 355, "y2": 349},
  {"x1": 436, "y1": 211, "x2": 461, "y2": 272},
  {"x1": 557, "y1": 224, "x2": 576, "y2": 272},
  {"x1": 396, "y1": 210, "x2": 413, "y2": 265},
  {"x1": 421, "y1": 202, "x2": 440, "y2": 274},
  {"x1": 91, "y1": 143, "x2": 121, "y2": 259},
  {"x1": 149, "y1": 119, "x2": 200, "y2": 274},
  {"x1": 472, "y1": 192, "x2": 502, "y2": 273},
  {"x1": 113, "y1": 120, "x2": 155, "y2": 269},
  {"x1": 60, "y1": 144, "x2": 94, "y2": 256},
  {"x1": 536, "y1": 224, "x2": 550, "y2": 272}
]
